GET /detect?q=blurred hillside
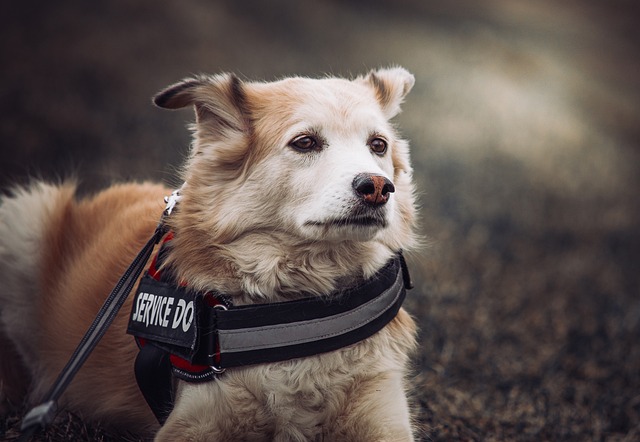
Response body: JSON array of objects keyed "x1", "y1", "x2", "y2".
[{"x1": 1, "y1": 0, "x2": 639, "y2": 440}]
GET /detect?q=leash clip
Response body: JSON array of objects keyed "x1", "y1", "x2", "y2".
[{"x1": 163, "y1": 188, "x2": 182, "y2": 216}]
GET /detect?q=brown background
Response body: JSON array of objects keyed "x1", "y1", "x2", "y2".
[{"x1": 1, "y1": 1, "x2": 639, "y2": 440}]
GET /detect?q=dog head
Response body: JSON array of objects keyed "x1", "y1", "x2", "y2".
[{"x1": 155, "y1": 68, "x2": 416, "y2": 254}]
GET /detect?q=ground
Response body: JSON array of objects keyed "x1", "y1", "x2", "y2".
[{"x1": 1, "y1": 1, "x2": 639, "y2": 440}]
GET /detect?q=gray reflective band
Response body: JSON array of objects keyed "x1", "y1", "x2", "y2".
[{"x1": 218, "y1": 269, "x2": 403, "y2": 354}]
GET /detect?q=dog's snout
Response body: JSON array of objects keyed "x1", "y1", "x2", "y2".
[{"x1": 352, "y1": 173, "x2": 395, "y2": 206}]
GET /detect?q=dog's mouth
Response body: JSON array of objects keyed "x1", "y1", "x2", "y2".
[
  {"x1": 300, "y1": 203, "x2": 390, "y2": 241},
  {"x1": 305, "y1": 214, "x2": 387, "y2": 229}
]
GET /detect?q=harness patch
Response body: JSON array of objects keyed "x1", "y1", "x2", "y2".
[{"x1": 127, "y1": 275, "x2": 199, "y2": 351}]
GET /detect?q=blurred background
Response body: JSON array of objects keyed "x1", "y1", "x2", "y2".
[{"x1": 1, "y1": 0, "x2": 639, "y2": 440}]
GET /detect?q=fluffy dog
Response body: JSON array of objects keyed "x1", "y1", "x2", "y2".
[{"x1": 0, "y1": 67, "x2": 418, "y2": 441}]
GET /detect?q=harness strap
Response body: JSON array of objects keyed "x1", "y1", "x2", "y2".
[
  {"x1": 214, "y1": 257, "x2": 406, "y2": 368},
  {"x1": 134, "y1": 341, "x2": 173, "y2": 424}
]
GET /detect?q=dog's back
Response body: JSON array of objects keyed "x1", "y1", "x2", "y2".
[{"x1": 0, "y1": 182, "x2": 166, "y2": 431}]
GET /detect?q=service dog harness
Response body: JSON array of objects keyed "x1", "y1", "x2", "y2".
[
  {"x1": 20, "y1": 188, "x2": 413, "y2": 434},
  {"x1": 128, "y1": 231, "x2": 413, "y2": 422}
]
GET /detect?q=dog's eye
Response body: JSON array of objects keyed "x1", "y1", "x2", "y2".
[
  {"x1": 369, "y1": 138, "x2": 388, "y2": 155},
  {"x1": 289, "y1": 135, "x2": 318, "y2": 152}
]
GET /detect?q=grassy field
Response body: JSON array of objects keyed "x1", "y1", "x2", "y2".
[{"x1": 1, "y1": 1, "x2": 639, "y2": 440}]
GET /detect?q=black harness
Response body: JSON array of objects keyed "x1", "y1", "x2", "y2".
[{"x1": 127, "y1": 234, "x2": 413, "y2": 423}]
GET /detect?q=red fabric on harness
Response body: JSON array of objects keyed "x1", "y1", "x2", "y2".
[
  {"x1": 139, "y1": 232, "x2": 222, "y2": 373},
  {"x1": 169, "y1": 354, "x2": 210, "y2": 372},
  {"x1": 147, "y1": 232, "x2": 179, "y2": 282}
]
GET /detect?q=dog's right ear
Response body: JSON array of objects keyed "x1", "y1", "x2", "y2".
[
  {"x1": 364, "y1": 67, "x2": 415, "y2": 119},
  {"x1": 154, "y1": 74, "x2": 250, "y2": 133}
]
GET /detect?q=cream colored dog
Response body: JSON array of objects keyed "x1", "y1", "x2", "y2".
[{"x1": 0, "y1": 67, "x2": 417, "y2": 441}]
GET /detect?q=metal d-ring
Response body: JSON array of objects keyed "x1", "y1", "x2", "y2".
[
  {"x1": 209, "y1": 303, "x2": 227, "y2": 374},
  {"x1": 210, "y1": 364, "x2": 226, "y2": 375}
]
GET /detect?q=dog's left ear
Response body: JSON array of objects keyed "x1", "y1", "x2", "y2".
[
  {"x1": 153, "y1": 73, "x2": 250, "y2": 133},
  {"x1": 364, "y1": 67, "x2": 415, "y2": 119}
]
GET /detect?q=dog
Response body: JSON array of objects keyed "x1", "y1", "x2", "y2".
[{"x1": 0, "y1": 67, "x2": 418, "y2": 441}]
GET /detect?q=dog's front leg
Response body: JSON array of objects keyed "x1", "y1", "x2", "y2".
[{"x1": 325, "y1": 372, "x2": 415, "y2": 442}]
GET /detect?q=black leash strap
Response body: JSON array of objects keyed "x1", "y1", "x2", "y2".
[{"x1": 19, "y1": 215, "x2": 170, "y2": 439}]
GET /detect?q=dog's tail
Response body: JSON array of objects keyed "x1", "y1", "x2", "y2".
[{"x1": 0, "y1": 182, "x2": 76, "y2": 371}]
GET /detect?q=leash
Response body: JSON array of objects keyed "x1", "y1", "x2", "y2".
[{"x1": 18, "y1": 189, "x2": 181, "y2": 440}]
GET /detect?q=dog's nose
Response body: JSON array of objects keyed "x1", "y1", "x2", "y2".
[{"x1": 352, "y1": 173, "x2": 395, "y2": 206}]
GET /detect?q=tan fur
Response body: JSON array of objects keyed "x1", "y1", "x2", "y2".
[{"x1": 0, "y1": 68, "x2": 418, "y2": 441}]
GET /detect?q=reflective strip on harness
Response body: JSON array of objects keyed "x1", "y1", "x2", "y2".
[
  {"x1": 217, "y1": 269, "x2": 403, "y2": 353},
  {"x1": 212, "y1": 257, "x2": 407, "y2": 368}
]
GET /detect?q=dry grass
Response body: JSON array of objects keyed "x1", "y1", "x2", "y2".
[{"x1": 1, "y1": 411, "x2": 139, "y2": 442}]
